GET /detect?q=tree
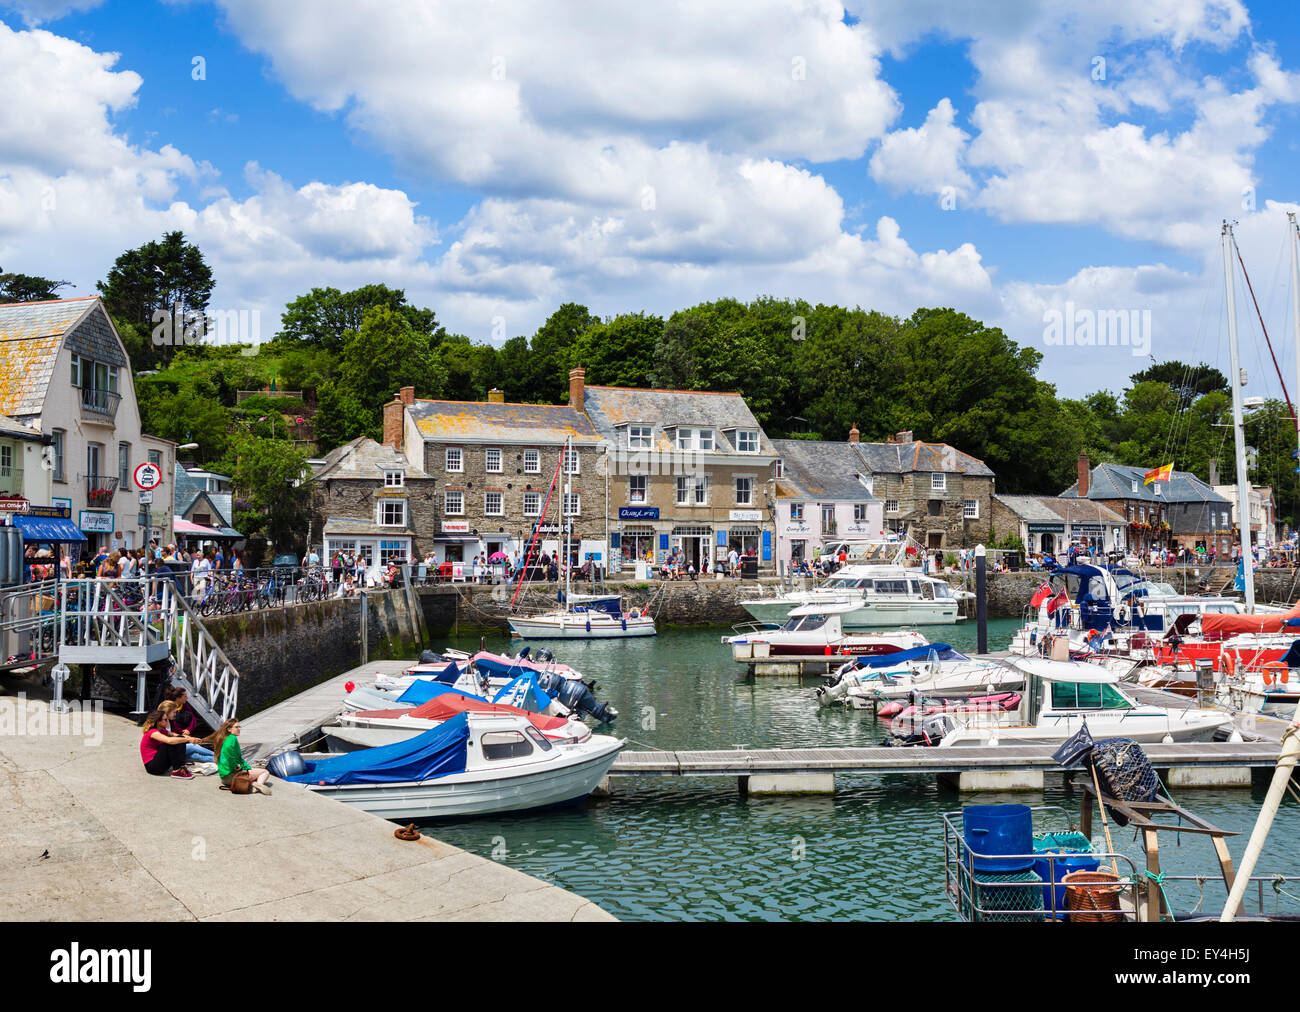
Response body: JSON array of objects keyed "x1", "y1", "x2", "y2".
[
  {"x1": 276, "y1": 284, "x2": 442, "y2": 353},
  {"x1": 1129, "y1": 361, "x2": 1228, "y2": 405},
  {"x1": 97, "y1": 231, "x2": 214, "y2": 368},
  {"x1": 525, "y1": 303, "x2": 599, "y2": 402},
  {"x1": 0, "y1": 268, "x2": 72, "y2": 302},
  {"x1": 337, "y1": 305, "x2": 446, "y2": 409},
  {"x1": 571, "y1": 312, "x2": 663, "y2": 389},
  {"x1": 226, "y1": 433, "x2": 312, "y2": 549}
]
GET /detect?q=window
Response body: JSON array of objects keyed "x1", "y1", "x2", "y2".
[
  {"x1": 384, "y1": 469, "x2": 404, "y2": 487},
  {"x1": 118, "y1": 442, "x2": 130, "y2": 488},
  {"x1": 931, "y1": 473, "x2": 946, "y2": 493},
  {"x1": 675, "y1": 428, "x2": 713, "y2": 451},
  {"x1": 70, "y1": 354, "x2": 82, "y2": 387},
  {"x1": 523, "y1": 449, "x2": 540, "y2": 473},
  {"x1": 87, "y1": 443, "x2": 102, "y2": 477},
  {"x1": 775, "y1": 458, "x2": 784, "y2": 478},
  {"x1": 820, "y1": 504, "x2": 835, "y2": 529},
  {"x1": 485, "y1": 448, "x2": 502, "y2": 473},
  {"x1": 1050, "y1": 682, "x2": 1131, "y2": 710},
  {"x1": 563, "y1": 448, "x2": 580, "y2": 474},
  {"x1": 676, "y1": 476, "x2": 707, "y2": 505},
  {"x1": 445, "y1": 447, "x2": 462, "y2": 472},
  {"x1": 481, "y1": 730, "x2": 534, "y2": 761},
  {"x1": 964, "y1": 498, "x2": 979, "y2": 519},
  {"x1": 523, "y1": 492, "x2": 541, "y2": 515},
  {"x1": 379, "y1": 500, "x2": 407, "y2": 526},
  {"x1": 443, "y1": 490, "x2": 464, "y2": 515},
  {"x1": 735, "y1": 430, "x2": 758, "y2": 453},
  {"x1": 790, "y1": 502, "x2": 804, "y2": 520},
  {"x1": 485, "y1": 491, "x2": 503, "y2": 515},
  {"x1": 628, "y1": 425, "x2": 652, "y2": 450},
  {"x1": 380, "y1": 540, "x2": 407, "y2": 567},
  {"x1": 854, "y1": 503, "x2": 869, "y2": 521},
  {"x1": 563, "y1": 492, "x2": 581, "y2": 516},
  {"x1": 0, "y1": 445, "x2": 10, "y2": 478},
  {"x1": 50, "y1": 430, "x2": 64, "y2": 482},
  {"x1": 735, "y1": 477, "x2": 752, "y2": 506},
  {"x1": 148, "y1": 449, "x2": 162, "y2": 468},
  {"x1": 885, "y1": 499, "x2": 899, "y2": 513},
  {"x1": 629, "y1": 475, "x2": 647, "y2": 503}
]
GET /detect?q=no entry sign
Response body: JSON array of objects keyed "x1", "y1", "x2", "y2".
[{"x1": 133, "y1": 462, "x2": 163, "y2": 491}]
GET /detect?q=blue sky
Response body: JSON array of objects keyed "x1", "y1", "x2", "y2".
[{"x1": 4, "y1": 0, "x2": 1300, "y2": 399}]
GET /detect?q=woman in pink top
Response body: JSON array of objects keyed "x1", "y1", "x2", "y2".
[{"x1": 140, "y1": 701, "x2": 199, "y2": 779}]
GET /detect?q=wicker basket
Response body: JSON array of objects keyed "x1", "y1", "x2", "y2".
[{"x1": 1063, "y1": 869, "x2": 1124, "y2": 922}]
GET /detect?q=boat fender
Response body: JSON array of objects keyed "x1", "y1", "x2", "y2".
[
  {"x1": 266, "y1": 750, "x2": 307, "y2": 779},
  {"x1": 629, "y1": 609, "x2": 639, "y2": 619},
  {"x1": 621, "y1": 617, "x2": 627, "y2": 631},
  {"x1": 586, "y1": 619, "x2": 592, "y2": 633}
]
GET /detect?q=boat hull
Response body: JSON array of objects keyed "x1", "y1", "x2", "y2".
[
  {"x1": 508, "y1": 615, "x2": 657, "y2": 638},
  {"x1": 741, "y1": 598, "x2": 959, "y2": 628}
]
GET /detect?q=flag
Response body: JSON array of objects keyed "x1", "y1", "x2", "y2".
[
  {"x1": 1046, "y1": 590, "x2": 1070, "y2": 614},
  {"x1": 1144, "y1": 462, "x2": 1173, "y2": 484},
  {"x1": 1029, "y1": 582, "x2": 1053, "y2": 609}
]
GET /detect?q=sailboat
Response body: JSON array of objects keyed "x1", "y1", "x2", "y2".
[{"x1": 508, "y1": 437, "x2": 656, "y2": 639}]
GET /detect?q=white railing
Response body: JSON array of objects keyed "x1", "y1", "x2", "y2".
[
  {"x1": 0, "y1": 578, "x2": 61, "y2": 666},
  {"x1": 168, "y1": 589, "x2": 240, "y2": 725}
]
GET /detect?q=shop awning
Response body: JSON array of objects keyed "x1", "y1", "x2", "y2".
[
  {"x1": 216, "y1": 526, "x2": 243, "y2": 539},
  {"x1": 10, "y1": 514, "x2": 86, "y2": 542},
  {"x1": 434, "y1": 534, "x2": 480, "y2": 543},
  {"x1": 174, "y1": 519, "x2": 223, "y2": 536}
]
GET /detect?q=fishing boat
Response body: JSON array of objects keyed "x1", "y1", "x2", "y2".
[
  {"x1": 725, "y1": 600, "x2": 928, "y2": 663},
  {"x1": 816, "y1": 645, "x2": 1025, "y2": 708},
  {"x1": 271, "y1": 711, "x2": 625, "y2": 821},
  {"x1": 740, "y1": 562, "x2": 969, "y2": 628},
  {"x1": 931, "y1": 658, "x2": 1232, "y2": 747}
]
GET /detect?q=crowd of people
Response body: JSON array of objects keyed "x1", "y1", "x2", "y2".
[{"x1": 138, "y1": 680, "x2": 271, "y2": 793}]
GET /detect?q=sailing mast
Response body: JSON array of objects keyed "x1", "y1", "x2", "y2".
[
  {"x1": 1223, "y1": 221, "x2": 1256, "y2": 612},
  {"x1": 1291, "y1": 212, "x2": 1300, "y2": 443},
  {"x1": 563, "y1": 435, "x2": 572, "y2": 606}
]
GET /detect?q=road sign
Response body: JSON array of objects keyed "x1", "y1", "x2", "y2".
[
  {"x1": 138, "y1": 490, "x2": 153, "y2": 505},
  {"x1": 0, "y1": 496, "x2": 30, "y2": 513},
  {"x1": 133, "y1": 462, "x2": 163, "y2": 490}
]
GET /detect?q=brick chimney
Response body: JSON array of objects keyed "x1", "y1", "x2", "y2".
[
  {"x1": 1077, "y1": 453, "x2": 1090, "y2": 497},
  {"x1": 383, "y1": 394, "x2": 405, "y2": 450},
  {"x1": 849, "y1": 424, "x2": 860, "y2": 443},
  {"x1": 488, "y1": 388, "x2": 505, "y2": 404},
  {"x1": 569, "y1": 366, "x2": 585, "y2": 413},
  {"x1": 896, "y1": 430, "x2": 913, "y2": 443},
  {"x1": 1208, "y1": 458, "x2": 1219, "y2": 486},
  {"x1": 398, "y1": 386, "x2": 414, "y2": 405}
]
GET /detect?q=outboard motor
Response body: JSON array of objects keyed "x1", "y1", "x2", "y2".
[
  {"x1": 886, "y1": 713, "x2": 954, "y2": 748},
  {"x1": 536, "y1": 648, "x2": 555, "y2": 663},
  {"x1": 418, "y1": 649, "x2": 444, "y2": 665},
  {"x1": 554, "y1": 678, "x2": 618, "y2": 724},
  {"x1": 266, "y1": 750, "x2": 307, "y2": 779}
]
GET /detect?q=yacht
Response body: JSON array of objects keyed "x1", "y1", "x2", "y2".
[
  {"x1": 740, "y1": 563, "x2": 969, "y2": 628},
  {"x1": 725, "y1": 600, "x2": 929, "y2": 663}
]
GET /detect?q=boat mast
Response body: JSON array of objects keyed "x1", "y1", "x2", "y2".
[
  {"x1": 1290, "y1": 212, "x2": 1300, "y2": 444},
  {"x1": 1223, "y1": 221, "x2": 1255, "y2": 612},
  {"x1": 564, "y1": 435, "x2": 572, "y2": 603}
]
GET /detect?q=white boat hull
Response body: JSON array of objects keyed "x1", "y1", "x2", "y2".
[
  {"x1": 939, "y1": 710, "x2": 1231, "y2": 747},
  {"x1": 742, "y1": 598, "x2": 959, "y2": 628},
  {"x1": 509, "y1": 614, "x2": 657, "y2": 638}
]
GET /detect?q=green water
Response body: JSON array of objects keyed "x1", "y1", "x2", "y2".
[{"x1": 422, "y1": 620, "x2": 1300, "y2": 921}]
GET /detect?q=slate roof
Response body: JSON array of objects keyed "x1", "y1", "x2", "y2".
[
  {"x1": 582, "y1": 385, "x2": 775, "y2": 455},
  {"x1": 1061, "y1": 463, "x2": 1229, "y2": 505},
  {"x1": 0, "y1": 297, "x2": 105, "y2": 418},
  {"x1": 314, "y1": 437, "x2": 431, "y2": 480},
  {"x1": 323, "y1": 517, "x2": 416, "y2": 538},
  {"x1": 853, "y1": 440, "x2": 995, "y2": 477},
  {"x1": 771, "y1": 439, "x2": 877, "y2": 500},
  {"x1": 994, "y1": 494, "x2": 1125, "y2": 525},
  {"x1": 409, "y1": 400, "x2": 600, "y2": 445},
  {"x1": 0, "y1": 414, "x2": 45, "y2": 441}
]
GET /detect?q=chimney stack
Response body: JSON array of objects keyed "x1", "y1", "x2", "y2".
[
  {"x1": 383, "y1": 393, "x2": 405, "y2": 450},
  {"x1": 849, "y1": 424, "x2": 860, "y2": 444},
  {"x1": 1209, "y1": 458, "x2": 1219, "y2": 486},
  {"x1": 1077, "y1": 453, "x2": 1090, "y2": 497},
  {"x1": 399, "y1": 386, "x2": 414, "y2": 405},
  {"x1": 488, "y1": 388, "x2": 505, "y2": 404},
  {"x1": 569, "y1": 366, "x2": 586, "y2": 413},
  {"x1": 896, "y1": 430, "x2": 913, "y2": 444}
]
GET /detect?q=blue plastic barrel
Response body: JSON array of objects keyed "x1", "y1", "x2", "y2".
[
  {"x1": 1034, "y1": 851, "x2": 1101, "y2": 919},
  {"x1": 962, "y1": 804, "x2": 1034, "y2": 872}
]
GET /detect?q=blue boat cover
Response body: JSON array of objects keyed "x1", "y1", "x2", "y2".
[
  {"x1": 493, "y1": 672, "x2": 553, "y2": 713},
  {"x1": 396, "y1": 679, "x2": 481, "y2": 706},
  {"x1": 572, "y1": 596, "x2": 622, "y2": 617},
  {"x1": 1285, "y1": 617, "x2": 1300, "y2": 629},
  {"x1": 849, "y1": 644, "x2": 964, "y2": 670},
  {"x1": 286, "y1": 713, "x2": 470, "y2": 786}
]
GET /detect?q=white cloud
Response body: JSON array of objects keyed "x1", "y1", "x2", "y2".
[
  {"x1": 0, "y1": 0, "x2": 104, "y2": 26},
  {"x1": 869, "y1": 97, "x2": 973, "y2": 198}
]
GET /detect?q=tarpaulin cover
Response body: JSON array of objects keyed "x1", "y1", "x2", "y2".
[
  {"x1": 355, "y1": 693, "x2": 569, "y2": 732},
  {"x1": 572, "y1": 596, "x2": 622, "y2": 617},
  {"x1": 849, "y1": 644, "x2": 963, "y2": 670},
  {"x1": 396, "y1": 678, "x2": 477, "y2": 706},
  {"x1": 493, "y1": 672, "x2": 554, "y2": 713},
  {"x1": 472, "y1": 651, "x2": 576, "y2": 680},
  {"x1": 287, "y1": 714, "x2": 470, "y2": 786},
  {"x1": 1200, "y1": 600, "x2": 1300, "y2": 636}
]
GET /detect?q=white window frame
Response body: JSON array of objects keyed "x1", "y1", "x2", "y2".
[
  {"x1": 485, "y1": 448, "x2": 502, "y2": 473},
  {"x1": 629, "y1": 475, "x2": 647, "y2": 504},
  {"x1": 384, "y1": 469, "x2": 404, "y2": 488},
  {"x1": 523, "y1": 492, "x2": 542, "y2": 516},
  {"x1": 931, "y1": 472, "x2": 946, "y2": 493},
  {"x1": 790, "y1": 502, "x2": 804, "y2": 521},
  {"x1": 445, "y1": 447, "x2": 463, "y2": 472},
  {"x1": 675, "y1": 428, "x2": 714, "y2": 452},
  {"x1": 775, "y1": 459, "x2": 784, "y2": 479},
  {"x1": 484, "y1": 491, "x2": 504, "y2": 516},
  {"x1": 628, "y1": 425, "x2": 652, "y2": 450},
  {"x1": 51, "y1": 430, "x2": 64, "y2": 482},
  {"x1": 443, "y1": 490, "x2": 464, "y2": 515},
  {"x1": 118, "y1": 442, "x2": 130, "y2": 488},
  {"x1": 70, "y1": 354, "x2": 82, "y2": 388},
  {"x1": 523, "y1": 449, "x2": 540, "y2": 473},
  {"x1": 563, "y1": 448, "x2": 580, "y2": 474},
  {"x1": 563, "y1": 492, "x2": 581, "y2": 516},
  {"x1": 736, "y1": 430, "x2": 758, "y2": 453},
  {"x1": 735, "y1": 476, "x2": 753, "y2": 506},
  {"x1": 964, "y1": 498, "x2": 979, "y2": 519},
  {"x1": 0, "y1": 444, "x2": 11, "y2": 478},
  {"x1": 885, "y1": 499, "x2": 899, "y2": 514},
  {"x1": 379, "y1": 499, "x2": 407, "y2": 527},
  {"x1": 854, "y1": 503, "x2": 869, "y2": 522}
]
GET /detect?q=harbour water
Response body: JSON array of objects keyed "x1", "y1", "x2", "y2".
[{"x1": 420, "y1": 621, "x2": 1300, "y2": 921}]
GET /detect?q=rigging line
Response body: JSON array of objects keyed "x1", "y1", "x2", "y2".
[
  {"x1": 1235, "y1": 236, "x2": 1296, "y2": 430},
  {"x1": 509, "y1": 448, "x2": 565, "y2": 611}
]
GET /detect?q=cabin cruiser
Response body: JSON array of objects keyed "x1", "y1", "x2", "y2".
[
  {"x1": 725, "y1": 600, "x2": 928, "y2": 663},
  {"x1": 928, "y1": 658, "x2": 1232, "y2": 747},
  {"x1": 271, "y1": 712, "x2": 625, "y2": 821},
  {"x1": 740, "y1": 564, "x2": 969, "y2": 629},
  {"x1": 509, "y1": 593, "x2": 656, "y2": 639},
  {"x1": 816, "y1": 645, "x2": 1025, "y2": 708}
]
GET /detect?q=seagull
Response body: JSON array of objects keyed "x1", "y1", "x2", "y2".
[{"x1": 153, "y1": 266, "x2": 165, "y2": 276}]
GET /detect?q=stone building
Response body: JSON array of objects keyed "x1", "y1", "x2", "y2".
[
  {"x1": 991, "y1": 494, "x2": 1127, "y2": 556},
  {"x1": 579, "y1": 373, "x2": 779, "y2": 572},
  {"x1": 1213, "y1": 483, "x2": 1279, "y2": 548},
  {"x1": 382, "y1": 382, "x2": 608, "y2": 567},
  {"x1": 853, "y1": 430, "x2": 995, "y2": 550},
  {"x1": 770, "y1": 437, "x2": 883, "y2": 569}
]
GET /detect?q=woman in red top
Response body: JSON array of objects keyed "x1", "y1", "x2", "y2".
[{"x1": 140, "y1": 701, "x2": 199, "y2": 779}]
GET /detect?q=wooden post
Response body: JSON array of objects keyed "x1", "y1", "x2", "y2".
[
  {"x1": 360, "y1": 591, "x2": 368, "y2": 665},
  {"x1": 1143, "y1": 828, "x2": 1162, "y2": 922}
]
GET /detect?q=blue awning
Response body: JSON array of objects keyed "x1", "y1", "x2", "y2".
[{"x1": 10, "y1": 515, "x2": 87, "y2": 542}]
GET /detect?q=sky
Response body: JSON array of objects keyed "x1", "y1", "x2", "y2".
[{"x1": 4, "y1": 0, "x2": 1300, "y2": 400}]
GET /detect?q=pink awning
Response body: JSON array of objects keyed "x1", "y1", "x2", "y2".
[{"x1": 173, "y1": 519, "x2": 222, "y2": 535}]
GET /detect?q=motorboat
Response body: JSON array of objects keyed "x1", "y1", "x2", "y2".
[
  {"x1": 272, "y1": 711, "x2": 625, "y2": 821},
  {"x1": 725, "y1": 600, "x2": 928, "y2": 663},
  {"x1": 931, "y1": 658, "x2": 1233, "y2": 747},
  {"x1": 508, "y1": 592, "x2": 656, "y2": 638},
  {"x1": 816, "y1": 644, "x2": 1025, "y2": 708},
  {"x1": 740, "y1": 563, "x2": 969, "y2": 629}
]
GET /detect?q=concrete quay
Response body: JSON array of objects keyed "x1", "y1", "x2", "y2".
[{"x1": 0, "y1": 680, "x2": 614, "y2": 922}]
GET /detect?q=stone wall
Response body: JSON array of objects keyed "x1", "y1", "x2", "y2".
[{"x1": 205, "y1": 589, "x2": 424, "y2": 715}]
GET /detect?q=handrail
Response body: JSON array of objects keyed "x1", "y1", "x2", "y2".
[{"x1": 168, "y1": 588, "x2": 240, "y2": 724}]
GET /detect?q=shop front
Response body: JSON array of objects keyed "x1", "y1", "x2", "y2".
[
  {"x1": 1027, "y1": 522, "x2": 1064, "y2": 554},
  {"x1": 671, "y1": 525, "x2": 713, "y2": 571},
  {"x1": 618, "y1": 526, "x2": 656, "y2": 565}
]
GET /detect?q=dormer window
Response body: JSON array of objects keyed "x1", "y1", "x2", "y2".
[
  {"x1": 384, "y1": 469, "x2": 404, "y2": 488},
  {"x1": 628, "y1": 425, "x2": 652, "y2": 450},
  {"x1": 735, "y1": 430, "x2": 758, "y2": 453},
  {"x1": 775, "y1": 459, "x2": 784, "y2": 478},
  {"x1": 675, "y1": 428, "x2": 714, "y2": 451},
  {"x1": 1132, "y1": 479, "x2": 1140, "y2": 493}
]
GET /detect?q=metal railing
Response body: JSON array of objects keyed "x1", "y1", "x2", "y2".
[
  {"x1": 85, "y1": 473, "x2": 119, "y2": 506},
  {"x1": 79, "y1": 386, "x2": 121, "y2": 422},
  {"x1": 0, "y1": 578, "x2": 61, "y2": 667},
  {"x1": 168, "y1": 589, "x2": 239, "y2": 724}
]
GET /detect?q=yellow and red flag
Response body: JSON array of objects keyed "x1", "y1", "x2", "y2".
[{"x1": 1143, "y1": 462, "x2": 1173, "y2": 485}]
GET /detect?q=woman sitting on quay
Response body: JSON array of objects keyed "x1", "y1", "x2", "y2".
[
  {"x1": 211, "y1": 718, "x2": 272, "y2": 795},
  {"x1": 140, "y1": 701, "x2": 202, "y2": 780},
  {"x1": 163, "y1": 685, "x2": 215, "y2": 766}
]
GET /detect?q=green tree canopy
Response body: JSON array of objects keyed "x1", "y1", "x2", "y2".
[{"x1": 0, "y1": 267, "x2": 72, "y2": 302}]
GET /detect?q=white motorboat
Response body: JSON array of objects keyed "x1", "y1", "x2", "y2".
[
  {"x1": 934, "y1": 658, "x2": 1232, "y2": 747},
  {"x1": 272, "y1": 711, "x2": 625, "y2": 821},
  {"x1": 740, "y1": 564, "x2": 969, "y2": 629},
  {"x1": 816, "y1": 645, "x2": 1025, "y2": 708},
  {"x1": 509, "y1": 593, "x2": 656, "y2": 638},
  {"x1": 725, "y1": 600, "x2": 928, "y2": 663}
]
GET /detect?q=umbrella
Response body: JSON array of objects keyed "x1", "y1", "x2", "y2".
[{"x1": 488, "y1": 551, "x2": 509, "y2": 561}]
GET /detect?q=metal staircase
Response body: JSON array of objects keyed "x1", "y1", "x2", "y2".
[{"x1": 166, "y1": 587, "x2": 239, "y2": 726}]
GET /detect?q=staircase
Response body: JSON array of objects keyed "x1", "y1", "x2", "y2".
[{"x1": 166, "y1": 589, "x2": 239, "y2": 726}]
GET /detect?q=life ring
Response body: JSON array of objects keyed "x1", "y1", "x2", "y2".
[{"x1": 1222, "y1": 653, "x2": 1235, "y2": 676}]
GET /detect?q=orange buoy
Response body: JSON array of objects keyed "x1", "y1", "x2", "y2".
[{"x1": 1222, "y1": 653, "x2": 1235, "y2": 676}]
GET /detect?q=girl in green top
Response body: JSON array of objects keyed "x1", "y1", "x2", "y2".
[{"x1": 211, "y1": 719, "x2": 272, "y2": 795}]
